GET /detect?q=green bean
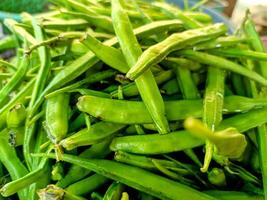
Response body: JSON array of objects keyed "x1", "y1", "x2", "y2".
[
  {"x1": 61, "y1": 0, "x2": 99, "y2": 15},
  {"x1": 45, "y1": 93, "x2": 70, "y2": 144},
  {"x1": 81, "y1": 33, "x2": 128, "y2": 73},
  {"x1": 0, "y1": 167, "x2": 46, "y2": 197},
  {"x1": 205, "y1": 191, "x2": 264, "y2": 200},
  {"x1": 201, "y1": 67, "x2": 225, "y2": 172},
  {"x1": 110, "y1": 130, "x2": 204, "y2": 154},
  {"x1": 34, "y1": 153, "x2": 217, "y2": 200},
  {"x1": 111, "y1": 70, "x2": 173, "y2": 98},
  {"x1": 126, "y1": 23, "x2": 227, "y2": 80},
  {"x1": 178, "y1": 50, "x2": 267, "y2": 86},
  {"x1": 114, "y1": 151, "x2": 190, "y2": 175},
  {"x1": 0, "y1": 54, "x2": 29, "y2": 108},
  {"x1": 103, "y1": 182, "x2": 124, "y2": 200},
  {"x1": 194, "y1": 36, "x2": 247, "y2": 51},
  {"x1": 60, "y1": 122, "x2": 125, "y2": 150},
  {"x1": 112, "y1": 0, "x2": 169, "y2": 134},
  {"x1": 231, "y1": 73, "x2": 246, "y2": 96},
  {"x1": 66, "y1": 174, "x2": 108, "y2": 196},
  {"x1": 57, "y1": 139, "x2": 111, "y2": 188},
  {"x1": 77, "y1": 95, "x2": 267, "y2": 124}
]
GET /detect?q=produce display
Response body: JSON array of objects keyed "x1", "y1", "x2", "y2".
[{"x1": 0, "y1": 0, "x2": 266, "y2": 199}]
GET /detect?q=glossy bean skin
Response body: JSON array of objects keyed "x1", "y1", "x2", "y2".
[
  {"x1": 34, "y1": 153, "x2": 217, "y2": 200},
  {"x1": 112, "y1": 0, "x2": 169, "y2": 134},
  {"x1": 60, "y1": 122, "x2": 125, "y2": 150},
  {"x1": 77, "y1": 95, "x2": 267, "y2": 124},
  {"x1": 126, "y1": 23, "x2": 227, "y2": 80}
]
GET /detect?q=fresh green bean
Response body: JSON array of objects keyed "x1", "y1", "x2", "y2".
[
  {"x1": 126, "y1": 23, "x2": 227, "y2": 80},
  {"x1": 77, "y1": 95, "x2": 267, "y2": 124},
  {"x1": 0, "y1": 59, "x2": 16, "y2": 72},
  {"x1": 41, "y1": 19, "x2": 89, "y2": 30},
  {"x1": 34, "y1": 153, "x2": 217, "y2": 200},
  {"x1": 161, "y1": 79, "x2": 180, "y2": 95},
  {"x1": 112, "y1": 0, "x2": 169, "y2": 134},
  {"x1": 60, "y1": 122, "x2": 125, "y2": 150}
]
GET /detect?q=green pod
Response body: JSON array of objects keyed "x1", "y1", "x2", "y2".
[
  {"x1": 66, "y1": 174, "x2": 109, "y2": 196},
  {"x1": 126, "y1": 23, "x2": 227, "y2": 80},
  {"x1": 77, "y1": 95, "x2": 267, "y2": 124},
  {"x1": 60, "y1": 122, "x2": 125, "y2": 150},
  {"x1": 45, "y1": 93, "x2": 70, "y2": 144},
  {"x1": 6, "y1": 104, "x2": 26, "y2": 128}
]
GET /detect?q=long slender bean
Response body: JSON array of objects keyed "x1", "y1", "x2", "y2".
[{"x1": 112, "y1": 0, "x2": 169, "y2": 134}]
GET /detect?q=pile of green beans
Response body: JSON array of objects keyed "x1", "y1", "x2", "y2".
[{"x1": 0, "y1": 0, "x2": 266, "y2": 199}]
